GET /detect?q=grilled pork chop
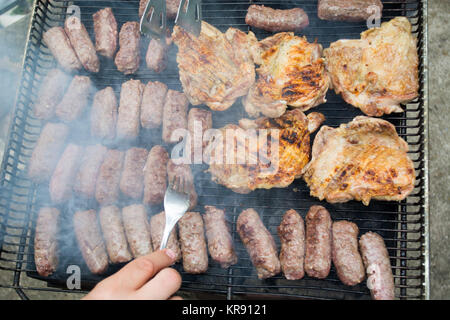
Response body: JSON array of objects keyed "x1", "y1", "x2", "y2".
[
  {"x1": 172, "y1": 21, "x2": 257, "y2": 111},
  {"x1": 302, "y1": 116, "x2": 415, "y2": 205},
  {"x1": 324, "y1": 17, "x2": 419, "y2": 116},
  {"x1": 207, "y1": 110, "x2": 325, "y2": 194},
  {"x1": 244, "y1": 32, "x2": 329, "y2": 118}
]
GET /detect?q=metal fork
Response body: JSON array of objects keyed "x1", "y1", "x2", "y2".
[{"x1": 159, "y1": 175, "x2": 191, "y2": 250}]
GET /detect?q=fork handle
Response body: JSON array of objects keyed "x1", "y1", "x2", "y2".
[{"x1": 159, "y1": 218, "x2": 178, "y2": 250}]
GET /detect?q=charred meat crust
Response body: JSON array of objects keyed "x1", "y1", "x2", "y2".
[{"x1": 34, "y1": 207, "x2": 60, "y2": 276}]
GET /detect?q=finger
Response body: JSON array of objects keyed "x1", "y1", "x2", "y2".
[
  {"x1": 106, "y1": 249, "x2": 177, "y2": 290},
  {"x1": 134, "y1": 267, "x2": 182, "y2": 300},
  {"x1": 169, "y1": 296, "x2": 183, "y2": 300}
]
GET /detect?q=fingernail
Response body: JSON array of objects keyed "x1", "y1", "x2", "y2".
[{"x1": 164, "y1": 248, "x2": 176, "y2": 261}]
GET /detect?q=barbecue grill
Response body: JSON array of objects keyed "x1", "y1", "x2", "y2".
[{"x1": 0, "y1": 0, "x2": 429, "y2": 300}]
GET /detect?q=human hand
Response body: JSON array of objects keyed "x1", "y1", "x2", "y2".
[{"x1": 83, "y1": 249, "x2": 182, "y2": 300}]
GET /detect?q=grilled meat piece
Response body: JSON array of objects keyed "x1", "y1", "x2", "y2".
[
  {"x1": 172, "y1": 21, "x2": 256, "y2": 111},
  {"x1": 178, "y1": 212, "x2": 208, "y2": 274},
  {"x1": 187, "y1": 108, "x2": 212, "y2": 163},
  {"x1": 34, "y1": 207, "x2": 60, "y2": 276},
  {"x1": 115, "y1": 22, "x2": 141, "y2": 74},
  {"x1": 122, "y1": 204, "x2": 153, "y2": 258},
  {"x1": 318, "y1": 0, "x2": 383, "y2": 22},
  {"x1": 146, "y1": 38, "x2": 170, "y2": 73},
  {"x1": 244, "y1": 32, "x2": 329, "y2": 118},
  {"x1": 120, "y1": 147, "x2": 148, "y2": 200},
  {"x1": 324, "y1": 17, "x2": 419, "y2": 116},
  {"x1": 28, "y1": 122, "x2": 70, "y2": 183},
  {"x1": 64, "y1": 16, "x2": 100, "y2": 73},
  {"x1": 237, "y1": 208, "x2": 280, "y2": 279},
  {"x1": 359, "y1": 232, "x2": 395, "y2": 300},
  {"x1": 117, "y1": 79, "x2": 144, "y2": 141},
  {"x1": 245, "y1": 5, "x2": 309, "y2": 32},
  {"x1": 90, "y1": 86, "x2": 118, "y2": 142},
  {"x1": 55, "y1": 75, "x2": 92, "y2": 123},
  {"x1": 140, "y1": 81, "x2": 168, "y2": 129},
  {"x1": 33, "y1": 69, "x2": 71, "y2": 120},
  {"x1": 208, "y1": 109, "x2": 324, "y2": 194},
  {"x1": 93, "y1": 7, "x2": 118, "y2": 59},
  {"x1": 302, "y1": 116, "x2": 416, "y2": 205},
  {"x1": 167, "y1": 159, "x2": 197, "y2": 210},
  {"x1": 149, "y1": 211, "x2": 182, "y2": 261},
  {"x1": 162, "y1": 90, "x2": 189, "y2": 143},
  {"x1": 143, "y1": 145, "x2": 169, "y2": 205},
  {"x1": 43, "y1": 27, "x2": 82, "y2": 71},
  {"x1": 95, "y1": 149, "x2": 125, "y2": 205}
]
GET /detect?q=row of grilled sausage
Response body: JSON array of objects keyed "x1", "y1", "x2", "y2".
[
  {"x1": 35, "y1": 203, "x2": 394, "y2": 300},
  {"x1": 43, "y1": 8, "x2": 169, "y2": 75}
]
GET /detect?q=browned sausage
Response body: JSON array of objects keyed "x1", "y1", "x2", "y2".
[
  {"x1": 237, "y1": 208, "x2": 281, "y2": 279},
  {"x1": 99, "y1": 205, "x2": 132, "y2": 264},
  {"x1": 116, "y1": 79, "x2": 144, "y2": 141},
  {"x1": 143, "y1": 145, "x2": 169, "y2": 205},
  {"x1": 305, "y1": 205, "x2": 332, "y2": 279},
  {"x1": 95, "y1": 149, "x2": 125, "y2": 205},
  {"x1": 167, "y1": 159, "x2": 197, "y2": 210},
  {"x1": 73, "y1": 209, "x2": 109, "y2": 274},
  {"x1": 64, "y1": 16, "x2": 100, "y2": 73},
  {"x1": 43, "y1": 27, "x2": 82, "y2": 71},
  {"x1": 74, "y1": 144, "x2": 108, "y2": 199},
  {"x1": 278, "y1": 209, "x2": 305, "y2": 280},
  {"x1": 203, "y1": 205, "x2": 237, "y2": 268},
  {"x1": 115, "y1": 22, "x2": 141, "y2": 74},
  {"x1": 49, "y1": 144, "x2": 84, "y2": 204},
  {"x1": 119, "y1": 147, "x2": 148, "y2": 200},
  {"x1": 318, "y1": 0, "x2": 383, "y2": 22},
  {"x1": 332, "y1": 221, "x2": 365, "y2": 286},
  {"x1": 34, "y1": 207, "x2": 60, "y2": 276},
  {"x1": 359, "y1": 232, "x2": 395, "y2": 300},
  {"x1": 146, "y1": 38, "x2": 169, "y2": 73},
  {"x1": 149, "y1": 211, "x2": 182, "y2": 261},
  {"x1": 90, "y1": 87, "x2": 117, "y2": 142},
  {"x1": 93, "y1": 7, "x2": 118, "y2": 59},
  {"x1": 55, "y1": 75, "x2": 92, "y2": 123},
  {"x1": 245, "y1": 5, "x2": 309, "y2": 32},
  {"x1": 162, "y1": 90, "x2": 189, "y2": 143},
  {"x1": 187, "y1": 108, "x2": 212, "y2": 163},
  {"x1": 139, "y1": 0, "x2": 181, "y2": 19},
  {"x1": 140, "y1": 81, "x2": 168, "y2": 129},
  {"x1": 33, "y1": 69, "x2": 71, "y2": 120},
  {"x1": 122, "y1": 204, "x2": 153, "y2": 258},
  {"x1": 178, "y1": 211, "x2": 208, "y2": 274},
  {"x1": 28, "y1": 122, "x2": 70, "y2": 183}
]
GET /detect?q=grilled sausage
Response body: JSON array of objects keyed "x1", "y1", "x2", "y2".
[
  {"x1": 149, "y1": 211, "x2": 182, "y2": 261},
  {"x1": 305, "y1": 205, "x2": 332, "y2": 279},
  {"x1": 95, "y1": 149, "x2": 125, "y2": 205},
  {"x1": 139, "y1": 0, "x2": 181, "y2": 19},
  {"x1": 34, "y1": 207, "x2": 60, "y2": 276},
  {"x1": 90, "y1": 86, "x2": 118, "y2": 142},
  {"x1": 187, "y1": 108, "x2": 212, "y2": 163},
  {"x1": 28, "y1": 122, "x2": 70, "y2": 183},
  {"x1": 119, "y1": 147, "x2": 148, "y2": 200},
  {"x1": 359, "y1": 232, "x2": 395, "y2": 300},
  {"x1": 74, "y1": 144, "x2": 108, "y2": 199},
  {"x1": 278, "y1": 209, "x2": 305, "y2": 280},
  {"x1": 93, "y1": 7, "x2": 118, "y2": 59},
  {"x1": 122, "y1": 204, "x2": 153, "y2": 258},
  {"x1": 318, "y1": 0, "x2": 383, "y2": 22},
  {"x1": 33, "y1": 69, "x2": 71, "y2": 120},
  {"x1": 64, "y1": 16, "x2": 100, "y2": 73},
  {"x1": 178, "y1": 212, "x2": 208, "y2": 274},
  {"x1": 237, "y1": 208, "x2": 281, "y2": 279},
  {"x1": 55, "y1": 75, "x2": 92, "y2": 123},
  {"x1": 245, "y1": 5, "x2": 309, "y2": 32},
  {"x1": 146, "y1": 38, "x2": 169, "y2": 73},
  {"x1": 140, "y1": 81, "x2": 168, "y2": 129},
  {"x1": 167, "y1": 159, "x2": 197, "y2": 210},
  {"x1": 73, "y1": 209, "x2": 109, "y2": 274},
  {"x1": 43, "y1": 27, "x2": 81, "y2": 71},
  {"x1": 143, "y1": 145, "x2": 169, "y2": 205},
  {"x1": 204, "y1": 206, "x2": 237, "y2": 268},
  {"x1": 49, "y1": 144, "x2": 83, "y2": 204},
  {"x1": 115, "y1": 22, "x2": 141, "y2": 74},
  {"x1": 162, "y1": 90, "x2": 189, "y2": 143},
  {"x1": 116, "y1": 79, "x2": 144, "y2": 141},
  {"x1": 332, "y1": 221, "x2": 365, "y2": 286},
  {"x1": 99, "y1": 205, "x2": 132, "y2": 263}
]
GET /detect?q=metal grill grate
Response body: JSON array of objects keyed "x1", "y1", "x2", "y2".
[{"x1": 0, "y1": 0, "x2": 428, "y2": 299}]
